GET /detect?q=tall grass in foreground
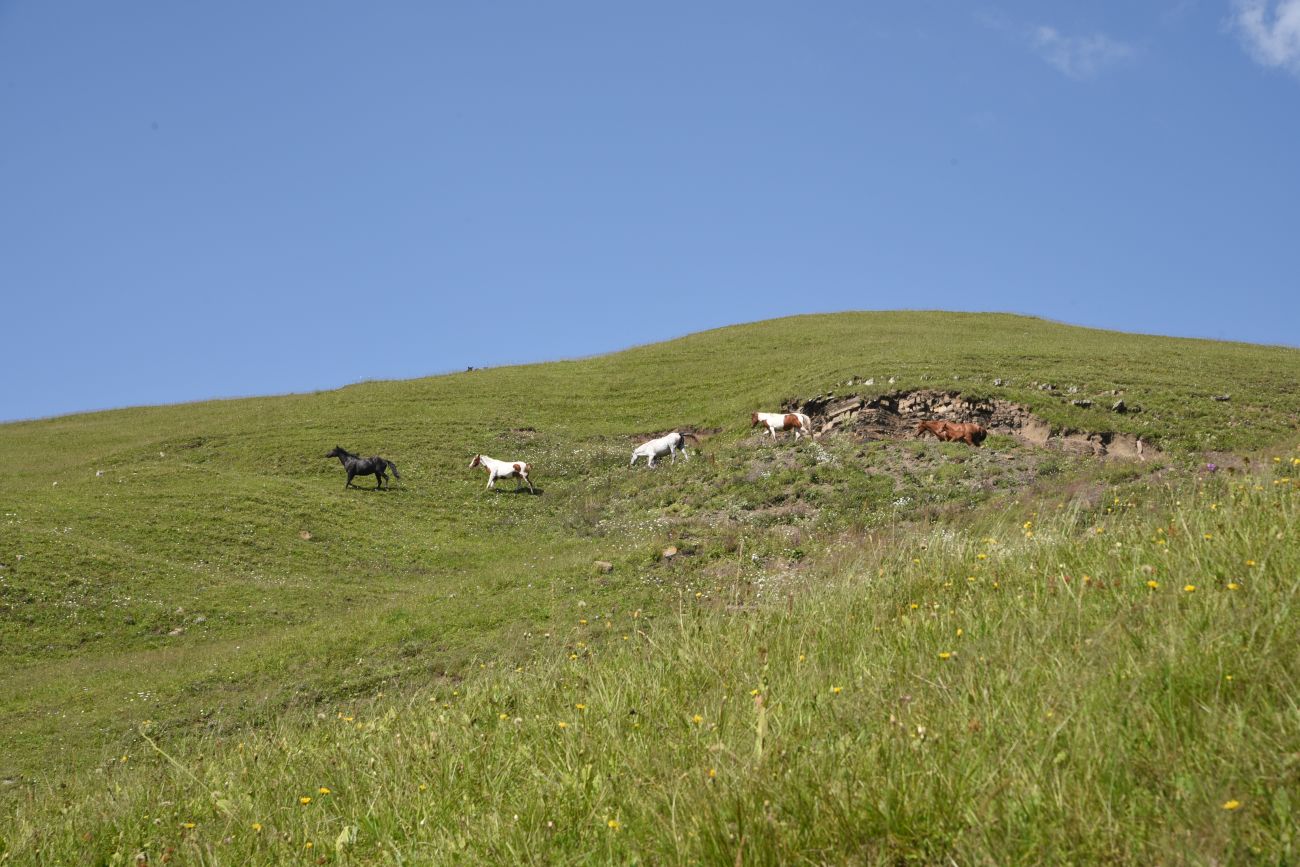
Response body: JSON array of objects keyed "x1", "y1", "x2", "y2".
[{"x1": 5, "y1": 462, "x2": 1299, "y2": 865}]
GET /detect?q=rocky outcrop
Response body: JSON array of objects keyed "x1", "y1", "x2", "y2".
[{"x1": 786, "y1": 389, "x2": 1156, "y2": 460}]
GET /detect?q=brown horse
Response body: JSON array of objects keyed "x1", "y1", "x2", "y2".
[
  {"x1": 914, "y1": 419, "x2": 987, "y2": 446},
  {"x1": 941, "y1": 422, "x2": 987, "y2": 446},
  {"x1": 914, "y1": 420, "x2": 951, "y2": 441}
]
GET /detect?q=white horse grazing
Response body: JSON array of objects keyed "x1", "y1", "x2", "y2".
[
  {"x1": 469, "y1": 454, "x2": 535, "y2": 493},
  {"x1": 629, "y1": 431, "x2": 695, "y2": 467},
  {"x1": 751, "y1": 411, "x2": 813, "y2": 440}
]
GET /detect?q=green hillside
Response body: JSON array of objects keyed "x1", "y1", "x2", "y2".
[{"x1": 2, "y1": 312, "x2": 1298, "y2": 863}]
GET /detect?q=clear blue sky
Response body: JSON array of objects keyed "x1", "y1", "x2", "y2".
[{"x1": 3, "y1": 1, "x2": 1298, "y2": 422}]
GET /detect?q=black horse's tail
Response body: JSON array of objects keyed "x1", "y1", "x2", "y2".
[{"x1": 386, "y1": 460, "x2": 401, "y2": 480}]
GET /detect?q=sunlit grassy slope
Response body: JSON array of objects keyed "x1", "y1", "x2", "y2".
[{"x1": 1, "y1": 311, "x2": 1298, "y2": 863}]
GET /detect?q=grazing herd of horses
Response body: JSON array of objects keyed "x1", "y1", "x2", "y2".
[{"x1": 325, "y1": 411, "x2": 988, "y2": 491}]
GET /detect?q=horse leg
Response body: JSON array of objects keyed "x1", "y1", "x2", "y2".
[
  {"x1": 345, "y1": 469, "x2": 355, "y2": 489},
  {"x1": 524, "y1": 473, "x2": 535, "y2": 493},
  {"x1": 487, "y1": 472, "x2": 496, "y2": 490},
  {"x1": 376, "y1": 470, "x2": 386, "y2": 489}
]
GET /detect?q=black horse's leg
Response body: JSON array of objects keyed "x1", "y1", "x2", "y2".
[
  {"x1": 346, "y1": 469, "x2": 355, "y2": 488},
  {"x1": 376, "y1": 470, "x2": 386, "y2": 490}
]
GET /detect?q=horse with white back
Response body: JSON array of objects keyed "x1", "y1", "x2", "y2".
[
  {"x1": 469, "y1": 454, "x2": 536, "y2": 493},
  {"x1": 629, "y1": 431, "x2": 696, "y2": 468},
  {"x1": 751, "y1": 411, "x2": 813, "y2": 441}
]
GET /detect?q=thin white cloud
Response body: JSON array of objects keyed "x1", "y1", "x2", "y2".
[
  {"x1": 1030, "y1": 25, "x2": 1136, "y2": 80},
  {"x1": 1231, "y1": 0, "x2": 1300, "y2": 75}
]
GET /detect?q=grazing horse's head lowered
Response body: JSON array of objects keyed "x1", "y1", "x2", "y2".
[
  {"x1": 752, "y1": 411, "x2": 812, "y2": 441},
  {"x1": 914, "y1": 420, "x2": 986, "y2": 446},
  {"x1": 914, "y1": 420, "x2": 949, "y2": 439}
]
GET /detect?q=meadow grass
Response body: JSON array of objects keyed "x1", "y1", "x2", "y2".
[
  {"x1": 5, "y1": 458, "x2": 1297, "y2": 864},
  {"x1": 2, "y1": 312, "x2": 1299, "y2": 862}
]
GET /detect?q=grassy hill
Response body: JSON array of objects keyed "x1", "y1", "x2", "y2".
[{"x1": 2, "y1": 311, "x2": 1298, "y2": 863}]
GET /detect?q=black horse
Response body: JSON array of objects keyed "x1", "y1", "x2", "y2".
[{"x1": 325, "y1": 446, "x2": 401, "y2": 490}]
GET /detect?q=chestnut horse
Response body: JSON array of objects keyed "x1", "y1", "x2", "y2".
[{"x1": 914, "y1": 420, "x2": 987, "y2": 446}]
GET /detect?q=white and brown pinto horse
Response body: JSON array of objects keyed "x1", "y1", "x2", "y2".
[
  {"x1": 751, "y1": 411, "x2": 813, "y2": 441},
  {"x1": 469, "y1": 454, "x2": 535, "y2": 493},
  {"x1": 629, "y1": 431, "x2": 696, "y2": 467}
]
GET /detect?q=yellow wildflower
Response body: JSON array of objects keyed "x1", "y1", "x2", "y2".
[
  {"x1": 1184, "y1": 584, "x2": 1196, "y2": 593},
  {"x1": 1147, "y1": 580, "x2": 1159, "y2": 589},
  {"x1": 181, "y1": 822, "x2": 196, "y2": 829},
  {"x1": 938, "y1": 652, "x2": 953, "y2": 660},
  {"x1": 300, "y1": 796, "x2": 312, "y2": 805},
  {"x1": 607, "y1": 818, "x2": 621, "y2": 831},
  {"x1": 708, "y1": 768, "x2": 717, "y2": 779},
  {"x1": 252, "y1": 822, "x2": 262, "y2": 832},
  {"x1": 318, "y1": 787, "x2": 330, "y2": 795},
  {"x1": 557, "y1": 721, "x2": 568, "y2": 729},
  {"x1": 1227, "y1": 582, "x2": 1240, "y2": 591},
  {"x1": 831, "y1": 686, "x2": 843, "y2": 694},
  {"x1": 692, "y1": 714, "x2": 704, "y2": 724},
  {"x1": 1223, "y1": 800, "x2": 1241, "y2": 810}
]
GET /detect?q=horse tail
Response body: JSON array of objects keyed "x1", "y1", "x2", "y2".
[{"x1": 386, "y1": 460, "x2": 401, "y2": 480}]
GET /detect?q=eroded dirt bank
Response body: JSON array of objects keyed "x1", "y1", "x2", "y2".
[{"x1": 789, "y1": 389, "x2": 1155, "y2": 459}]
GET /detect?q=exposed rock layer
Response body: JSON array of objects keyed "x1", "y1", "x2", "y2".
[{"x1": 787, "y1": 390, "x2": 1153, "y2": 459}]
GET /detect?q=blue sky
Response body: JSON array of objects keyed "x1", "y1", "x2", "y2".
[{"x1": 3, "y1": 1, "x2": 1298, "y2": 421}]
